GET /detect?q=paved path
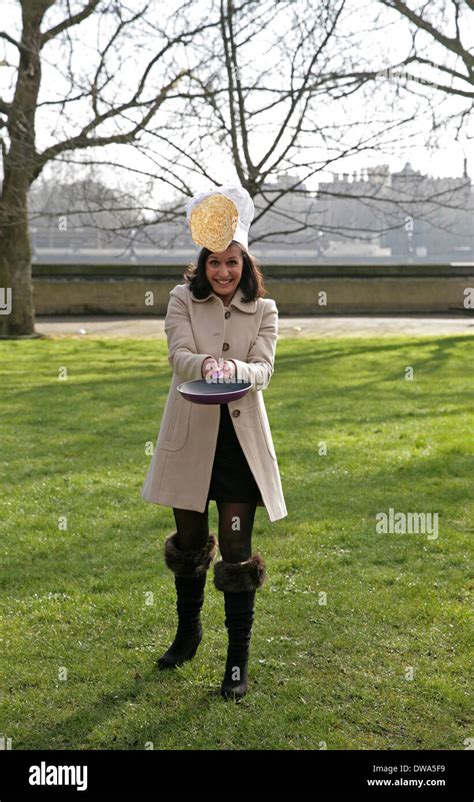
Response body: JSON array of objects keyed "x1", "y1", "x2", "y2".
[{"x1": 35, "y1": 315, "x2": 474, "y2": 339}]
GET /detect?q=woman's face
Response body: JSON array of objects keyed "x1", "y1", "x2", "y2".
[{"x1": 205, "y1": 243, "x2": 244, "y2": 302}]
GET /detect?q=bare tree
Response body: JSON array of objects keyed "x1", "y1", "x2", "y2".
[
  {"x1": 0, "y1": 0, "x2": 217, "y2": 336},
  {"x1": 1, "y1": 0, "x2": 471, "y2": 337},
  {"x1": 131, "y1": 0, "x2": 400, "y2": 237},
  {"x1": 127, "y1": 0, "x2": 470, "y2": 250}
]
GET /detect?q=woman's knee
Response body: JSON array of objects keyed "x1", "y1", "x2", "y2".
[
  {"x1": 216, "y1": 501, "x2": 256, "y2": 562},
  {"x1": 172, "y1": 505, "x2": 209, "y2": 551},
  {"x1": 218, "y1": 531, "x2": 251, "y2": 563}
]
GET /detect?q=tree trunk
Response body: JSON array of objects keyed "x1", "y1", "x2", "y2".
[
  {"x1": 0, "y1": 1, "x2": 53, "y2": 337},
  {"x1": 0, "y1": 197, "x2": 35, "y2": 336}
]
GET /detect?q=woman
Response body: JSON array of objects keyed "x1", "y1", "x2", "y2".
[{"x1": 141, "y1": 186, "x2": 287, "y2": 700}]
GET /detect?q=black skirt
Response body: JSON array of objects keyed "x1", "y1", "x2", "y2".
[{"x1": 206, "y1": 404, "x2": 262, "y2": 504}]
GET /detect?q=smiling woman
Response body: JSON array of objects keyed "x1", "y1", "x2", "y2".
[
  {"x1": 185, "y1": 238, "x2": 266, "y2": 305},
  {"x1": 141, "y1": 184, "x2": 287, "y2": 701},
  {"x1": 205, "y1": 243, "x2": 243, "y2": 304}
]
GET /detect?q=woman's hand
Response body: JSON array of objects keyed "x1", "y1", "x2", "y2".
[
  {"x1": 221, "y1": 360, "x2": 236, "y2": 381},
  {"x1": 201, "y1": 357, "x2": 236, "y2": 382},
  {"x1": 201, "y1": 357, "x2": 220, "y2": 379}
]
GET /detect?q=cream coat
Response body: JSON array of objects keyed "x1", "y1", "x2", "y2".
[{"x1": 140, "y1": 283, "x2": 288, "y2": 522}]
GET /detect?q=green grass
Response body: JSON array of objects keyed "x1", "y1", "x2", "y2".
[{"x1": 1, "y1": 334, "x2": 472, "y2": 750}]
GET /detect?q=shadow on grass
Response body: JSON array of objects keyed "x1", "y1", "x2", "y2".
[
  {"x1": 19, "y1": 663, "x2": 231, "y2": 749},
  {"x1": 1, "y1": 445, "x2": 470, "y2": 596}
]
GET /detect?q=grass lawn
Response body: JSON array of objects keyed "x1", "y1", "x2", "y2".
[{"x1": 0, "y1": 334, "x2": 472, "y2": 750}]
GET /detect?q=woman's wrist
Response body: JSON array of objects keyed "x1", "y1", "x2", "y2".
[{"x1": 201, "y1": 356, "x2": 216, "y2": 378}]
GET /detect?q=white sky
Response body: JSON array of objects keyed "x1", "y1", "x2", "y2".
[{"x1": 0, "y1": 0, "x2": 472, "y2": 206}]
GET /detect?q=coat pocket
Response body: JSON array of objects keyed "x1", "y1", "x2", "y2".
[{"x1": 160, "y1": 394, "x2": 192, "y2": 452}]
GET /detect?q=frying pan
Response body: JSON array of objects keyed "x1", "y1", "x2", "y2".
[{"x1": 177, "y1": 369, "x2": 254, "y2": 405}]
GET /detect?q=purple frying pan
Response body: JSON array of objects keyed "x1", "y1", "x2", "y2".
[{"x1": 177, "y1": 369, "x2": 254, "y2": 405}]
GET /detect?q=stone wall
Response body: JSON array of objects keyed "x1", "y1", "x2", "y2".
[{"x1": 32, "y1": 264, "x2": 474, "y2": 315}]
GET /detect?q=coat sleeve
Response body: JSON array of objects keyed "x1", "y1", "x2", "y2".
[
  {"x1": 230, "y1": 299, "x2": 279, "y2": 393},
  {"x1": 165, "y1": 291, "x2": 214, "y2": 381}
]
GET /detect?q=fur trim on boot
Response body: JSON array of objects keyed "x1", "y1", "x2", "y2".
[
  {"x1": 213, "y1": 554, "x2": 267, "y2": 593},
  {"x1": 164, "y1": 532, "x2": 218, "y2": 577}
]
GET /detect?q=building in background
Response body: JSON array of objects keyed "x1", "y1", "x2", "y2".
[{"x1": 28, "y1": 163, "x2": 473, "y2": 264}]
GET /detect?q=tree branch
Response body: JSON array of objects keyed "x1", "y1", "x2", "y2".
[
  {"x1": 0, "y1": 30, "x2": 26, "y2": 53},
  {"x1": 33, "y1": 72, "x2": 188, "y2": 175},
  {"x1": 41, "y1": 0, "x2": 102, "y2": 47},
  {"x1": 0, "y1": 97, "x2": 12, "y2": 116},
  {"x1": 380, "y1": 0, "x2": 474, "y2": 69}
]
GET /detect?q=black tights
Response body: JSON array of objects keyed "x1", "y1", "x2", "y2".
[{"x1": 172, "y1": 500, "x2": 257, "y2": 563}]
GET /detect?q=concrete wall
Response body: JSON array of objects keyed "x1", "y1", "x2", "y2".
[{"x1": 32, "y1": 264, "x2": 474, "y2": 315}]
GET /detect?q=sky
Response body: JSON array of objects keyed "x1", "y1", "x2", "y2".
[{"x1": 0, "y1": 0, "x2": 472, "y2": 206}]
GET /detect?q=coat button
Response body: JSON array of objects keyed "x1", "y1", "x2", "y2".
[
  {"x1": 225, "y1": 311, "x2": 231, "y2": 319},
  {"x1": 222, "y1": 342, "x2": 229, "y2": 351},
  {"x1": 232, "y1": 409, "x2": 240, "y2": 417}
]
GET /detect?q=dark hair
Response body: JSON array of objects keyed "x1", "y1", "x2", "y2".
[{"x1": 183, "y1": 241, "x2": 267, "y2": 302}]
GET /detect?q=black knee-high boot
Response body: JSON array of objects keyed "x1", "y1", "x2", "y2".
[
  {"x1": 213, "y1": 554, "x2": 267, "y2": 699},
  {"x1": 157, "y1": 531, "x2": 217, "y2": 670}
]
